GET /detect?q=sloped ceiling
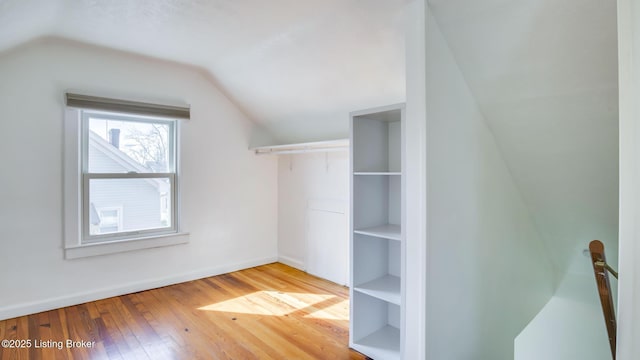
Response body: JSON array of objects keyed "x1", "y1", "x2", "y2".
[
  {"x1": 428, "y1": 0, "x2": 619, "y2": 278},
  {"x1": 0, "y1": 0, "x2": 409, "y2": 144}
]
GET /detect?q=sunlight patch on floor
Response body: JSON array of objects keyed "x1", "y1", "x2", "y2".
[
  {"x1": 304, "y1": 299, "x2": 349, "y2": 320},
  {"x1": 197, "y1": 291, "x2": 337, "y2": 317}
]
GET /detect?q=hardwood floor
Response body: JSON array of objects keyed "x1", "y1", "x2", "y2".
[{"x1": 0, "y1": 263, "x2": 367, "y2": 360}]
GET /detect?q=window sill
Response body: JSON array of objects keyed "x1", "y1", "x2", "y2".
[{"x1": 64, "y1": 232, "x2": 189, "y2": 259}]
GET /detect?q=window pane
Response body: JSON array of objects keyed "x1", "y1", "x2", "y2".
[
  {"x1": 88, "y1": 178, "x2": 172, "y2": 236},
  {"x1": 87, "y1": 116, "x2": 173, "y2": 173}
]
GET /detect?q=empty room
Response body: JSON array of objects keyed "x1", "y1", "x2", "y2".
[{"x1": 1, "y1": 0, "x2": 639, "y2": 359}]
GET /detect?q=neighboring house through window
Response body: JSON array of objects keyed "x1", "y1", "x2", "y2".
[{"x1": 64, "y1": 93, "x2": 190, "y2": 259}]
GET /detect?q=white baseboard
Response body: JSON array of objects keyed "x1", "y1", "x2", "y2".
[
  {"x1": 278, "y1": 255, "x2": 305, "y2": 270},
  {"x1": 0, "y1": 256, "x2": 277, "y2": 321}
]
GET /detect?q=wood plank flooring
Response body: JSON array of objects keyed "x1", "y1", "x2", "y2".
[{"x1": 0, "y1": 263, "x2": 367, "y2": 360}]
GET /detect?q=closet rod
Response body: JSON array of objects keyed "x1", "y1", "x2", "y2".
[
  {"x1": 254, "y1": 147, "x2": 347, "y2": 155},
  {"x1": 250, "y1": 139, "x2": 349, "y2": 156}
]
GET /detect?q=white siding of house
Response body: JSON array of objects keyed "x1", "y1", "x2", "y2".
[{"x1": 90, "y1": 179, "x2": 164, "y2": 232}]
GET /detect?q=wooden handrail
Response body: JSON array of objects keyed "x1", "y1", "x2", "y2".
[{"x1": 589, "y1": 240, "x2": 617, "y2": 359}]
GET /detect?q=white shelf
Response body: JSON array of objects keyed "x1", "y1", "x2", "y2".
[
  {"x1": 354, "y1": 224, "x2": 401, "y2": 241},
  {"x1": 351, "y1": 103, "x2": 404, "y2": 360},
  {"x1": 353, "y1": 325, "x2": 400, "y2": 360},
  {"x1": 354, "y1": 172, "x2": 401, "y2": 176},
  {"x1": 355, "y1": 275, "x2": 401, "y2": 305}
]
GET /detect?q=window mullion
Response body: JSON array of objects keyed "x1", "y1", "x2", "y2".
[
  {"x1": 82, "y1": 173, "x2": 90, "y2": 241},
  {"x1": 170, "y1": 173, "x2": 177, "y2": 232},
  {"x1": 81, "y1": 113, "x2": 89, "y2": 173}
]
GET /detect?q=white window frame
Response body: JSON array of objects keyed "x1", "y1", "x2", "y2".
[
  {"x1": 81, "y1": 111, "x2": 178, "y2": 242},
  {"x1": 64, "y1": 107, "x2": 188, "y2": 259}
]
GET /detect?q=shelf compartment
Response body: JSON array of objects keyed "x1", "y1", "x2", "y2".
[
  {"x1": 353, "y1": 234, "x2": 400, "y2": 291},
  {"x1": 351, "y1": 291, "x2": 400, "y2": 360},
  {"x1": 354, "y1": 224, "x2": 401, "y2": 241},
  {"x1": 352, "y1": 111, "x2": 401, "y2": 173},
  {"x1": 354, "y1": 275, "x2": 401, "y2": 305},
  {"x1": 353, "y1": 175, "x2": 400, "y2": 230},
  {"x1": 352, "y1": 325, "x2": 400, "y2": 360}
]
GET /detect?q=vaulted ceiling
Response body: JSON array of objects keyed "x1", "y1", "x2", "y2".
[{"x1": 0, "y1": 0, "x2": 409, "y2": 143}]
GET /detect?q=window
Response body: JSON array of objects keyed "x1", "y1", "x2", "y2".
[
  {"x1": 82, "y1": 111, "x2": 177, "y2": 241},
  {"x1": 64, "y1": 94, "x2": 189, "y2": 259}
]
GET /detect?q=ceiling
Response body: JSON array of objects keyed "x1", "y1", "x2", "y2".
[
  {"x1": 429, "y1": 0, "x2": 619, "y2": 277},
  {"x1": 0, "y1": 0, "x2": 409, "y2": 144}
]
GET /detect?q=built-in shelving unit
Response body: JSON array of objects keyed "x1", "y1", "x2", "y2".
[{"x1": 350, "y1": 103, "x2": 404, "y2": 360}]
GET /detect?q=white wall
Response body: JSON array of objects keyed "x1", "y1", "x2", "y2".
[
  {"x1": 428, "y1": 0, "x2": 620, "y2": 282},
  {"x1": 514, "y1": 245, "x2": 616, "y2": 359},
  {"x1": 0, "y1": 38, "x2": 278, "y2": 320},
  {"x1": 277, "y1": 151, "x2": 349, "y2": 279},
  {"x1": 616, "y1": 0, "x2": 640, "y2": 358},
  {"x1": 515, "y1": 273, "x2": 611, "y2": 360},
  {"x1": 424, "y1": 11, "x2": 555, "y2": 359}
]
